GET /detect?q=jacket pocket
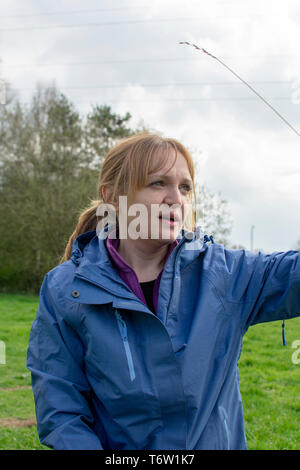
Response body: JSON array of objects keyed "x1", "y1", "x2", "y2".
[{"x1": 114, "y1": 310, "x2": 136, "y2": 381}]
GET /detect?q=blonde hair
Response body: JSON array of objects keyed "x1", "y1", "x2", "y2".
[{"x1": 60, "y1": 131, "x2": 197, "y2": 262}]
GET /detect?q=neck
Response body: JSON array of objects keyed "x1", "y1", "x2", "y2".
[{"x1": 118, "y1": 238, "x2": 170, "y2": 282}]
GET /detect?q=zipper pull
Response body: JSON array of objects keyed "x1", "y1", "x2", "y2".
[{"x1": 121, "y1": 326, "x2": 128, "y2": 341}]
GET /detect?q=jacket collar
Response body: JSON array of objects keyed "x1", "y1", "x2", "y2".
[{"x1": 69, "y1": 224, "x2": 208, "y2": 306}]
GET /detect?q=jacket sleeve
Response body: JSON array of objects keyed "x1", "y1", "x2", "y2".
[
  {"x1": 27, "y1": 273, "x2": 104, "y2": 450},
  {"x1": 218, "y1": 247, "x2": 300, "y2": 335}
]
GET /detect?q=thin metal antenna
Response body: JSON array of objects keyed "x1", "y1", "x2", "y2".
[{"x1": 179, "y1": 41, "x2": 300, "y2": 138}]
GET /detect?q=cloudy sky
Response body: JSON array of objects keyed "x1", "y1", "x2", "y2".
[{"x1": 1, "y1": 0, "x2": 300, "y2": 252}]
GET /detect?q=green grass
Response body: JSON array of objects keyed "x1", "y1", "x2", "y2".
[
  {"x1": 0, "y1": 293, "x2": 47, "y2": 450},
  {"x1": 0, "y1": 293, "x2": 300, "y2": 450},
  {"x1": 239, "y1": 319, "x2": 300, "y2": 449}
]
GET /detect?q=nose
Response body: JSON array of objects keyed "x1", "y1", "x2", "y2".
[{"x1": 163, "y1": 185, "x2": 183, "y2": 206}]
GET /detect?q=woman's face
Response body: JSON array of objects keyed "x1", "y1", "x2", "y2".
[{"x1": 118, "y1": 149, "x2": 193, "y2": 243}]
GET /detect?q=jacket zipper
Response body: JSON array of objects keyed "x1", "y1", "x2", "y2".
[
  {"x1": 219, "y1": 406, "x2": 230, "y2": 449},
  {"x1": 115, "y1": 311, "x2": 136, "y2": 381}
]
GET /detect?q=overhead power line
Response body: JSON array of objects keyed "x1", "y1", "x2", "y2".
[
  {"x1": 0, "y1": 2, "x2": 250, "y2": 19},
  {"x1": 0, "y1": 6, "x2": 152, "y2": 19},
  {"x1": 11, "y1": 93, "x2": 296, "y2": 102},
  {"x1": 0, "y1": 15, "x2": 289, "y2": 32},
  {"x1": 0, "y1": 17, "x2": 220, "y2": 33},
  {"x1": 9, "y1": 81, "x2": 297, "y2": 92},
  {"x1": 82, "y1": 97, "x2": 297, "y2": 102},
  {"x1": 3, "y1": 55, "x2": 298, "y2": 69}
]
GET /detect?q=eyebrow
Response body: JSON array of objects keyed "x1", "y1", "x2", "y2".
[{"x1": 148, "y1": 174, "x2": 193, "y2": 184}]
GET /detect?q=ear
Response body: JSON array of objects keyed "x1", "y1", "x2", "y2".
[
  {"x1": 102, "y1": 186, "x2": 118, "y2": 210},
  {"x1": 101, "y1": 186, "x2": 108, "y2": 202}
]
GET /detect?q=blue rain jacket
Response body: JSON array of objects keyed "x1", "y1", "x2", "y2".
[{"x1": 27, "y1": 225, "x2": 300, "y2": 450}]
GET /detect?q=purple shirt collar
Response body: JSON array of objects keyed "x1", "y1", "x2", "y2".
[{"x1": 105, "y1": 231, "x2": 178, "y2": 314}]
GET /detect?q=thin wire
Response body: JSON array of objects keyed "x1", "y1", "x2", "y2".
[
  {"x1": 0, "y1": 15, "x2": 284, "y2": 33},
  {"x1": 8, "y1": 82, "x2": 297, "y2": 91},
  {"x1": 0, "y1": 6, "x2": 151, "y2": 19},
  {"x1": 0, "y1": 1, "x2": 238, "y2": 18},
  {"x1": 0, "y1": 2, "x2": 247, "y2": 18},
  {"x1": 179, "y1": 42, "x2": 300, "y2": 137},
  {"x1": 3, "y1": 55, "x2": 297, "y2": 68},
  {"x1": 15, "y1": 97, "x2": 297, "y2": 103}
]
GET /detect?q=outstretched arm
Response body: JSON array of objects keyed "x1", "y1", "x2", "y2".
[{"x1": 212, "y1": 247, "x2": 300, "y2": 335}]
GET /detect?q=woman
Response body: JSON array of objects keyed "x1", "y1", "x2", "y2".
[{"x1": 27, "y1": 131, "x2": 300, "y2": 450}]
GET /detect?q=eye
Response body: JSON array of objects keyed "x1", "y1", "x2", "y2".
[
  {"x1": 150, "y1": 180, "x2": 164, "y2": 187},
  {"x1": 180, "y1": 184, "x2": 192, "y2": 194},
  {"x1": 149, "y1": 181, "x2": 192, "y2": 193}
]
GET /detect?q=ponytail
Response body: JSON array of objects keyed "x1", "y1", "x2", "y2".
[{"x1": 59, "y1": 199, "x2": 102, "y2": 263}]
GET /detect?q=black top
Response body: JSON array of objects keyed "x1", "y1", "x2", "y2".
[{"x1": 140, "y1": 279, "x2": 156, "y2": 314}]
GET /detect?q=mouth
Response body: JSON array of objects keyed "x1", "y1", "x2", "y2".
[{"x1": 158, "y1": 213, "x2": 181, "y2": 225}]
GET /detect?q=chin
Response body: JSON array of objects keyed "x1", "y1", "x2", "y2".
[{"x1": 157, "y1": 226, "x2": 181, "y2": 242}]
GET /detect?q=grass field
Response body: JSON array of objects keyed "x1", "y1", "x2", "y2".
[{"x1": 0, "y1": 293, "x2": 299, "y2": 450}]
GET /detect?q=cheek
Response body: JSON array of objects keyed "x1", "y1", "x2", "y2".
[
  {"x1": 132, "y1": 189, "x2": 161, "y2": 205},
  {"x1": 138, "y1": 192, "x2": 164, "y2": 214},
  {"x1": 126, "y1": 191, "x2": 160, "y2": 223}
]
